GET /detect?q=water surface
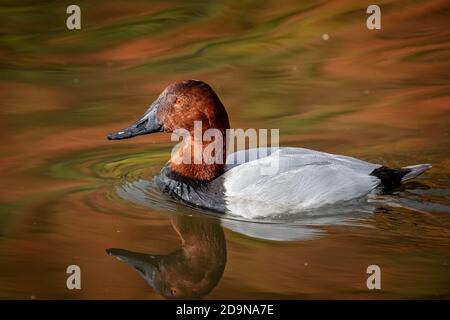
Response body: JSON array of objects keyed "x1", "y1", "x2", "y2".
[{"x1": 0, "y1": 0, "x2": 449, "y2": 299}]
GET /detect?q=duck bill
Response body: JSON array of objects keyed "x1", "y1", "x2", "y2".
[
  {"x1": 106, "y1": 248, "x2": 160, "y2": 287},
  {"x1": 107, "y1": 104, "x2": 162, "y2": 140}
]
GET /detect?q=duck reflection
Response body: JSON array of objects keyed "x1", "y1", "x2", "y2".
[{"x1": 106, "y1": 215, "x2": 226, "y2": 299}]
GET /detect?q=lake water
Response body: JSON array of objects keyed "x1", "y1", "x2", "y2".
[{"x1": 0, "y1": 0, "x2": 449, "y2": 299}]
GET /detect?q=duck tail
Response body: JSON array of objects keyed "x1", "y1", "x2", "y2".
[
  {"x1": 370, "y1": 163, "x2": 432, "y2": 191},
  {"x1": 400, "y1": 163, "x2": 432, "y2": 182}
]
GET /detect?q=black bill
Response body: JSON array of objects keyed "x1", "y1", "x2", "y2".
[{"x1": 107, "y1": 105, "x2": 161, "y2": 140}]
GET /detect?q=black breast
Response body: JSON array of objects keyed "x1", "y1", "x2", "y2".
[{"x1": 152, "y1": 165, "x2": 227, "y2": 213}]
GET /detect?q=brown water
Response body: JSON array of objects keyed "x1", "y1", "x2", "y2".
[{"x1": 0, "y1": 0, "x2": 449, "y2": 299}]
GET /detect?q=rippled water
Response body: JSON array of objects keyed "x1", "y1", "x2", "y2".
[{"x1": 0, "y1": 0, "x2": 449, "y2": 299}]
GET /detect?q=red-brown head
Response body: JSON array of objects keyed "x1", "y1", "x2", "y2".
[{"x1": 107, "y1": 80, "x2": 230, "y2": 181}]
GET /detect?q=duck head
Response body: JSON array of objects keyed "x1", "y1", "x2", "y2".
[
  {"x1": 107, "y1": 80, "x2": 230, "y2": 181},
  {"x1": 106, "y1": 215, "x2": 227, "y2": 299}
]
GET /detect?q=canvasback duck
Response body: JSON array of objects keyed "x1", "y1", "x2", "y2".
[{"x1": 107, "y1": 80, "x2": 432, "y2": 218}]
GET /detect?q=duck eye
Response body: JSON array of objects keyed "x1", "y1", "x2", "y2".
[
  {"x1": 175, "y1": 98, "x2": 182, "y2": 104},
  {"x1": 170, "y1": 288, "x2": 177, "y2": 296}
]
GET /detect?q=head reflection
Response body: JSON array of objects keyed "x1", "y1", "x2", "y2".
[{"x1": 106, "y1": 215, "x2": 226, "y2": 299}]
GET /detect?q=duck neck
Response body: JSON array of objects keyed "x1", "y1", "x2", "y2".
[{"x1": 168, "y1": 131, "x2": 227, "y2": 182}]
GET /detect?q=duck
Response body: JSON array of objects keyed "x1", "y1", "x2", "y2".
[{"x1": 107, "y1": 80, "x2": 432, "y2": 218}]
